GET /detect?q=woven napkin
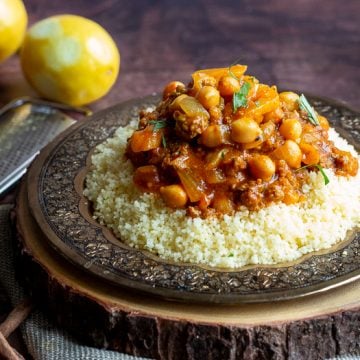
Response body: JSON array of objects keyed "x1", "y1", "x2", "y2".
[
  {"x1": 0, "y1": 204, "x2": 148, "y2": 360},
  {"x1": 0, "y1": 203, "x2": 359, "y2": 360}
]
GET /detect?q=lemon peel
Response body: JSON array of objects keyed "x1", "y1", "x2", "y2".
[
  {"x1": 21, "y1": 15, "x2": 120, "y2": 106},
  {"x1": 0, "y1": 0, "x2": 27, "y2": 62}
]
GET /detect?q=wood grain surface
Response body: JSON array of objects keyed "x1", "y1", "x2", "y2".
[{"x1": 0, "y1": 0, "x2": 359, "y2": 358}]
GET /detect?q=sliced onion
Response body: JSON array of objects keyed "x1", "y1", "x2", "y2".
[
  {"x1": 176, "y1": 168, "x2": 206, "y2": 202},
  {"x1": 169, "y1": 94, "x2": 188, "y2": 112},
  {"x1": 178, "y1": 96, "x2": 209, "y2": 119}
]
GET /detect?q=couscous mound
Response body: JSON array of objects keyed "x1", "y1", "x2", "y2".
[{"x1": 84, "y1": 122, "x2": 360, "y2": 268}]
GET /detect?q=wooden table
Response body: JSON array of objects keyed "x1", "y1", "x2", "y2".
[{"x1": 0, "y1": 0, "x2": 359, "y2": 358}]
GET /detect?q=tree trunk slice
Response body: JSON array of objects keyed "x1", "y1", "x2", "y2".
[{"x1": 14, "y1": 181, "x2": 360, "y2": 360}]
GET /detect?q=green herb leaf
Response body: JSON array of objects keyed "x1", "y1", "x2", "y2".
[
  {"x1": 296, "y1": 164, "x2": 329, "y2": 185},
  {"x1": 317, "y1": 165, "x2": 330, "y2": 185},
  {"x1": 228, "y1": 58, "x2": 242, "y2": 80},
  {"x1": 162, "y1": 134, "x2": 167, "y2": 148},
  {"x1": 228, "y1": 252, "x2": 234, "y2": 257},
  {"x1": 298, "y1": 94, "x2": 320, "y2": 126},
  {"x1": 149, "y1": 119, "x2": 167, "y2": 131},
  {"x1": 233, "y1": 82, "x2": 250, "y2": 113}
]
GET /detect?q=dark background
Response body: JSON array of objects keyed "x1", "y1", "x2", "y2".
[
  {"x1": 0, "y1": 0, "x2": 359, "y2": 111},
  {"x1": 0, "y1": 0, "x2": 359, "y2": 357}
]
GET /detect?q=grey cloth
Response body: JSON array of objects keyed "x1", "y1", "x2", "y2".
[
  {"x1": 0, "y1": 204, "x2": 359, "y2": 360},
  {"x1": 0, "y1": 204, "x2": 148, "y2": 360}
]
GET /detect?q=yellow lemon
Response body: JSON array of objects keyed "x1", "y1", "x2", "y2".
[
  {"x1": 20, "y1": 15, "x2": 120, "y2": 106},
  {"x1": 0, "y1": 0, "x2": 27, "y2": 62}
]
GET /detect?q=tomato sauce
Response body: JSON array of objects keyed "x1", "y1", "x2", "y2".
[{"x1": 126, "y1": 65, "x2": 358, "y2": 217}]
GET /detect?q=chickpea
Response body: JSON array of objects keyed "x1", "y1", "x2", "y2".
[
  {"x1": 299, "y1": 143, "x2": 320, "y2": 165},
  {"x1": 279, "y1": 92, "x2": 300, "y2": 111},
  {"x1": 218, "y1": 75, "x2": 241, "y2": 97},
  {"x1": 248, "y1": 155, "x2": 275, "y2": 181},
  {"x1": 231, "y1": 117, "x2": 262, "y2": 144},
  {"x1": 279, "y1": 118, "x2": 302, "y2": 140},
  {"x1": 162, "y1": 81, "x2": 185, "y2": 100},
  {"x1": 197, "y1": 86, "x2": 220, "y2": 109},
  {"x1": 272, "y1": 140, "x2": 302, "y2": 168},
  {"x1": 160, "y1": 184, "x2": 188, "y2": 208},
  {"x1": 200, "y1": 125, "x2": 226, "y2": 147}
]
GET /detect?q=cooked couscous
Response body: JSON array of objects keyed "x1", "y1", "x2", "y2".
[{"x1": 84, "y1": 123, "x2": 360, "y2": 268}]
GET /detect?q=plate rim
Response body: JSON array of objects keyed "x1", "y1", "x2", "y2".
[{"x1": 25, "y1": 93, "x2": 360, "y2": 304}]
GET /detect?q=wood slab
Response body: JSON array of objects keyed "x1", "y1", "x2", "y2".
[{"x1": 14, "y1": 180, "x2": 360, "y2": 359}]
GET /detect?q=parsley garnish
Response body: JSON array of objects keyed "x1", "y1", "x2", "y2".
[
  {"x1": 298, "y1": 94, "x2": 320, "y2": 126},
  {"x1": 296, "y1": 164, "x2": 330, "y2": 185},
  {"x1": 161, "y1": 134, "x2": 167, "y2": 148},
  {"x1": 149, "y1": 119, "x2": 167, "y2": 147},
  {"x1": 228, "y1": 252, "x2": 234, "y2": 257},
  {"x1": 149, "y1": 119, "x2": 168, "y2": 131},
  {"x1": 233, "y1": 82, "x2": 250, "y2": 113},
  {"x1": 227, "y1": 60, "x2": 251, "y2": 113}
]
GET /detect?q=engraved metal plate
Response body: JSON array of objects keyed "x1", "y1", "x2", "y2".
[{"x1": 26, "y1": 94, "x2": 360, "y2": 303}]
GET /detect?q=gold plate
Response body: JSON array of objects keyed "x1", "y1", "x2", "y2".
[{"x1": 26, "y1": 94, "x2": 360, "y2": 304}]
